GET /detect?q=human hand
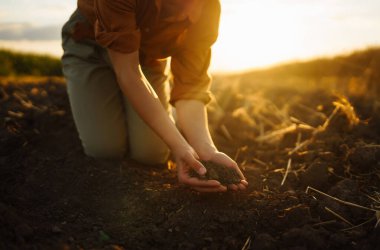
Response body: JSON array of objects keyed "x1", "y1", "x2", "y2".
[
  {"x1": 202, "y1": 151, "x2": 249, "y2": 191},
  {"x1": 174, "y1": 147, "x2": 227, "y2": 192}
]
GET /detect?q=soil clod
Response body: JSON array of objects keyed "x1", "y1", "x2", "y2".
[{"x1": 190, "y1": 161, "x2": 242, "y2": 185}]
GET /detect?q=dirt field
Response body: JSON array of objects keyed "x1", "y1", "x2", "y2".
[{"x1": 0, "y1": 76, "x2": 379, "y2": 249}]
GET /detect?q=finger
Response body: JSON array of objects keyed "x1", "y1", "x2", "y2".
[
  {"x1": 241, "y1": 180, "x2": 249, "y2": 186},
  {"x1": 193, "y1": 186, "x2": 227, "y2": 193},
  {"x1": 232, "y1": 165, "x2": 247, "y2": 180},
  {"x1": 227, "y1": 184, "x2": 239, "y2": 191},
  {"x1": 237, "y1": 183, "x2": 247, "y2": 190},
  {"x1": 185, "y1": 154, "x2": 206, "y2": 175},
  {"x1": 221, "y1": 159, "x2": 246, "y2": 180},
  {"x1": 178, "y1": 168, "x2": 221, "y2": 186},
  {"x1": 184, "y1": 177, "x2": 221, "y2": 187}
]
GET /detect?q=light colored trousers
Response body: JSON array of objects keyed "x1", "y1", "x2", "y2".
[{"x1": 61, "y1": 10, "x2": 170, "y2": 164}]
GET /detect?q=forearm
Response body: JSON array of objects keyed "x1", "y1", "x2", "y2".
[
  {"x1": 175, "y1": 99, "x2": 217, "y2": 159},
  {"x1": 125, "y1": 77, "x2": 188, "y2": 149},
  {"x1": 108, "y1": 50, "x2": 188, "y2": 152}
]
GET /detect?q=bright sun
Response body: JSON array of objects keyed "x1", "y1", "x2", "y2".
[
  {"x1": 213, "y1": 2, "x2": 290, "y2": 71},
  {"x1": 211, "y1": 0, "x2": 380, "y2": 73},
  {"x1": 212, "y1": 1, "x2": 305, "y2": 72}
]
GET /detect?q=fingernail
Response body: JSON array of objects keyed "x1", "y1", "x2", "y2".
[{"x1": 199, "y1": 167, "x2": 207, "y2": 175}]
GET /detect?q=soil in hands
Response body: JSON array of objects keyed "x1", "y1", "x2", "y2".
[{"x1": 190, "y1": 161, "x2": 242, "y2": 185}]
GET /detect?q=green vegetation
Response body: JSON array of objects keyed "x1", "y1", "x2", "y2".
[{"x1": 0, "y1": 49, "x2": 62, "y2": 77}]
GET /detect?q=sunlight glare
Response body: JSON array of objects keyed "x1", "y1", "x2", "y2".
[
  {"x1": 212, "y1": 0, "x2": 380, "y2": 72},
  {"x1": 212, "y1": 1, "x2": 311, "y2": 72}
]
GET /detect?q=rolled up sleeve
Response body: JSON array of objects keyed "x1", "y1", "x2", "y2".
[
  {"x1": 170, "y1": 48, "x2": 213, "y2": 105},
  {"x1": 94, "y1": 0, "x2": 140, "y2": 53},
  {"x1": 170, "y1": 0, "x2": 221, "y2": 105}
]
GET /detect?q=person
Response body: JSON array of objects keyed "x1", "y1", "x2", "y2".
[{"x1": 61, "y1": 0, "x2": 248, "y2": 192}]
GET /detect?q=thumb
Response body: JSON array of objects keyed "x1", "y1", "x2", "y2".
[
  {"x1": 193, "y1": 159, "x2": 207, "y2": 176},
  {"x1": 185, "y1": 152, "x2": 207, "y2": 175}
]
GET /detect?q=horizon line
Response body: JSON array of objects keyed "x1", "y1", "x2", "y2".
[{"x1": 1, "y1": 43, "x2": 379, "y2": 74}]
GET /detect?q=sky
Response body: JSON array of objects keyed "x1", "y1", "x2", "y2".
[{"x1": 1, "y1": 0, "x2": 380, "y2": 72}]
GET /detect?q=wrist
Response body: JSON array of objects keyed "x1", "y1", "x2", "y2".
[
  {"x1": 170, "y1": 140, "x2": 194, "y2": 159},
  {"x1": 193, "y1": 142, "x2": 218, "y2": 161}
]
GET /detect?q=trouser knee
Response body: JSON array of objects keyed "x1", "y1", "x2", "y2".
[
  {"x1": 83, "y1": 140, "x2": 126, "y2": 159},
  {"x1": 129, "y1": 144, "x2": 170, "y2": 165}
]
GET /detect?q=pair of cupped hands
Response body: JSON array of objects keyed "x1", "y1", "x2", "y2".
[{"x1": 174, "y1": 147, "x2": 249, "y2": 192}]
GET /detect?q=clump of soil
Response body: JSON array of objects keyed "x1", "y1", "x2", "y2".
[
  {"x1": 191, "y1": 161, "x2": 242, "y2": 185},
  {"x1": 347, "y1": 142, "x2": 380, "y2": 173},
  {"x1": 299, "y1": 160, "x2": 330, "y2": 190}
]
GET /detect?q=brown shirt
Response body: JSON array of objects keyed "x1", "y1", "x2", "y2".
[{"x1": 76, "y1": 0, "x2": 221, "y2": 104}]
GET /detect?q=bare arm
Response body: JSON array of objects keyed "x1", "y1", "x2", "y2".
[
  {"x1": 108, "y1": 49, "x2": 185, "y2": 153},
  {"x1": 107, "y1": 49, "x2": 225, "y2": 192},
  {"x1": 175, "y1": 100, "x2": 216, "y2": 158}
]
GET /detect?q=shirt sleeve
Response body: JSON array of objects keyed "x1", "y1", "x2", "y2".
[
  {"x1": 94, "y1": 0, "x2": 141, "y2": 53},
  {"x1": 170, "y1": 0, "x2": 221, "y2": 105}
]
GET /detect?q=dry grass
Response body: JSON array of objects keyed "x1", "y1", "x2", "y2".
[{"x1": 306, "y1": 186, "x2": 380, "y2": 229}]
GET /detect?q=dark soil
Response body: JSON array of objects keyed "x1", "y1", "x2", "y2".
[
  {"x1": 0, "y1": 79, "x2": 379, "y2": 250},
  {"x1": 190, "y1": 161, "x2": 242, "y2": 185}
]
